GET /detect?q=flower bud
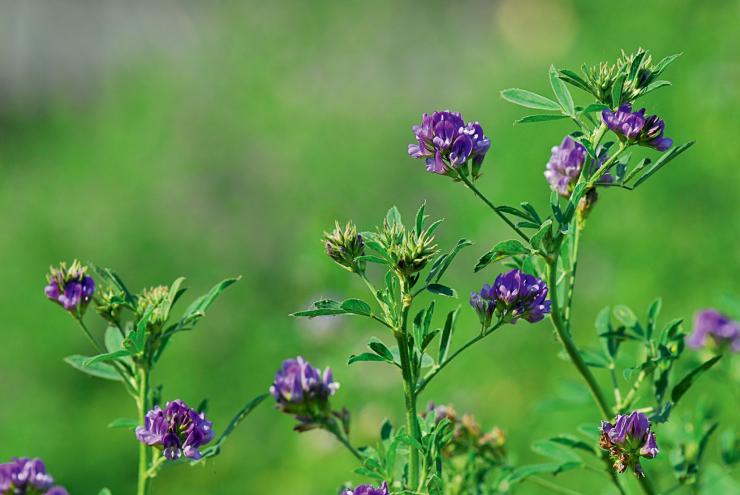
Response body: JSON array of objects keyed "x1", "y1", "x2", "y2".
[
  {"x1": 323, "y1": 221, "x2": 365, "y2": 273},
  {"x1": 379, "y1": 220, "x2": 438, "y2": 278},
  {"x1": 136, "y1": 285, "x2": 170, "y2": 333}
]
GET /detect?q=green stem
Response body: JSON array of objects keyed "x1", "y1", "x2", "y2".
[
  {"x1": 563, "y1": 221, "x2": 582, "y2": 324},
  {"x1": 547, "y1": 255, "x2": 612, "y2": 419},
  {"x1": 75, "y1": 317, "x2": 104, "y2": 353},
  {"x1": 396, "y1": 282, "x2": 421, "y2": 490},
  {"x1": 455, "y1": 169, "x2": 530, "y2": 243},
  {"x1": 325, "y1": 420, "x2": 363, "y2": 461},
  {"x1": 416, "y1": 322, "x2": 502, "y2": 395},
  {"x1": 137, "y1": 368, "x2": 151, "y2": 495}
]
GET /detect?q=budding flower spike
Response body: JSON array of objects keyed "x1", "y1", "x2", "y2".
[
  {"x1": 408, "y1": 110, "x2": 490, "y2": 180},
  {"x1": 687, "y1": 309, "x2": 740, "y2": 353},
  {"x1": 600, "y1": 411, "x2": 659, "y2": 478},
  {"x1": 0, "y1": 458, "x2": 68, "y2": 495},
  {"x1": 341, "y1": 481, "x2": 389, "y2": 495},
  {"x1": 324, "y1": 221, "x2": 366, "y2": 273},
  {"x1": 602, "y1": 104, "x2": 673, "y2": 151},
  {"x1": 44, "y1": 260, "x2": 95, "y2": 315},
  {"x1": 470, "y1": 269, "x2": 551, "y2": 325},
  {"x1": 271, "y1": 356, "x2": 339, "y2": 429},
  {"x1": 135, "y1": 400, "x2": 215, "y2": 460}
]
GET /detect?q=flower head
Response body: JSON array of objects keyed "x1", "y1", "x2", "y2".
[
  {"x1": 424, "y1": 402, "x2": 507, "y2": 462},
  {"x1": 471, "y1": 269, "x2": 551, "y2": 325},
  {"x1": 0, "y1": 457, "x2": 68, "y2": 495},
  {"x1": 44, "y1": 260, "x2": 95, "y2": 314},
  {"x1": 408, "y1": 111, "x2": 490, "y2": 178},
  {"x1": 135, "y1": 399, "x2": 215, "y2": 460},
  {"x1": 136, "y1": 285, "x2": 171, "y2": 332},
  {"x1": 602, "y1": 104, "x2": 672, "y2": 151},
  {"x1": 544, "y1": 137, "x2": 614, "y2": 197},
  {"x1": 324, "y1": 221, "x2": 365, "y2": 273},
  {"x1": 341, "y1": 482, "x2": 389, "y2": 495},
  {"x1": 271, "y1": 357, "x2": 339, "y2": 427},
  {"x1": 687, "y1": 309, "x2": 740, "y2": 353},
  {"x1": 600, "y1": 411, "x2": 659, "y2": 477}
]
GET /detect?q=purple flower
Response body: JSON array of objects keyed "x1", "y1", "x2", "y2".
[
  {"x1": 45, "y1": 260, "x2": 95, "y2": 314},
  {"x1": 0, "y1": 457, "x2": 67, "y2": 495},
  {"x1": 600, "y1": 411, "x2": 659, "y2": 478},
  {"x1": 270, "y1": 357, "x2": 339, "y2": 426},
  {"x1": 341, "y1": 481, "x2": 389, "y2": 495},
  {"x1": 602, "y1": 104, "x2": 673, "y2": 151},
  {"x1": 408, "y1": 111, "x2": 491, "y2": 176},
  {"x1": 471, "y1": 269, "x2": 551, "y2": 325},
  {"x1": 544, "y1": 137, "x2": 615, "y2": 197},
  {"x1": 135, "y1": 399, "x2": 215, "y2": 460},
  {"x1": 687, "y1": 309, "x2": 740, "y2": 353}
]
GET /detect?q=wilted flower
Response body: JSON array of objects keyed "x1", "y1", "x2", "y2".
[
  {"x1": 341, "y1": 482, "x2": 389, "y2": 495},
  {"x1": 135, "y1": 399, "x2": 215, "y2": 460},
  {"x1": 425, "y1": 403, "x2": 507, "y2": 462},
  {"x1": 271, "y1": 356, "x2": 339, "y2": 428},
  {"x1": 602, "y1": 104, "x2": 673, "y2": 151},
  {"x1": 687, "y1": 309, "x2": 740, "y2": 353},
  {"x1": 600, "y1": 411, "x2": 659, "y2": 478},
  {"x1": 44, "y1": 260, "x2": 95, "y2": 314},
  {"x1": 408, "y1": 111, "x2": 490, "y2": 178},
  {"x1": 544, "y1": 137, "x2": 613, "y2": 197},
  {"x1": 0, "y1": 457, "x2": 68, "y2": 495},
  {"x1": 471, "y1": 269, "x2": 551, "y2": 324},
  {"x1": 324, "y1": 221, "x2": 365, "y2": 273}
]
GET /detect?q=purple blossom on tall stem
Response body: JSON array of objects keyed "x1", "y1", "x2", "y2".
[
  {"x1": 687, "y1": 309, "x2": 740, "y2": 353},
  {"x1": 0, "y1": 457, "x2": 68, "y2": 495},
  {"x1": 602, "y1": 104, "x2": 673, "y2": 151},
  {"x1": 471, "y1": 269, "x2": 551, "y2": 325},
  {"x1": 135, "y1": 399, "x2": 215, "y2": 460},
  {"x1": 544, "y1": 137, "x2": 614, "y2": 197},
  {"x1": 408, "y1": 111, "x2": 491, "y2": 176},
  {"x1": 600, "y1": 411, "x2": 659, "y2": 478},
  {"x1": 44, "y1": 260, "x2": 95, "y2": 314},
  {"x1": 270, "y1": 356, "x2": 339, "y2": 428},
  {"x1": 341, "y1": 481, "x2": 389, "y2": 495}
]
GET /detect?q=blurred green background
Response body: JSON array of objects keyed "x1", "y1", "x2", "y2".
[{"x1": 0, "y1": 1, "x2": 738, "y2": 493}]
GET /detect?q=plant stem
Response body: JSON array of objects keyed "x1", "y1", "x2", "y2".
[
  {"x1": 137, "y1": 367, "x2": 151, "y2": 495},
  {"x1": 547, "y1": 256, "x2": 612, "y2": 419},
  {"x1": 455, "y1": 169, "x2": 531, "y2": 243},
  {"x1": 416, "y1": 322, "x2": 502, "y2": 395},
  {"x1": 76, "y1": 317, "x2": 104, "y2": 353},
  {"x1": 325, "y1": 420, "x2": 363, "y2": 461},
  {"x1": 396, "y1": 281, "x2": 421, "y2": 490}
]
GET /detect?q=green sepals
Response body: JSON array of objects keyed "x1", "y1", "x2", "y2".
[
  {"x1": 374, "y1": 206, "x2": 440, "y2": 279},
  {"x1": 323, "y1": 220, "x2": 366, "y2": 273}
]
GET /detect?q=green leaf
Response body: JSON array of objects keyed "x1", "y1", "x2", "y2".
[
  {"x1": 549, "y1": 65, "x2": 574, "y2": 116},
  {"x1": 504, "y1": 462, "x2": 581, "y2": 485},
  {"x1": 652, "y1": 53, "x2": 682, "y2": 76},
  {"x1": 64, "y1": 355, "x2": 123, "y2": 382},
  {"x1": 104, "y1": 326, "x2": 125, "y2": 353},
  {"x1": 84, "y1": 349, "x2": 132, "y2": 367},
  {"x1": 640, "y1": 80, "x2": 671, "y2": 97},
  {"x1": 628, "y1": 51, "x2": 646, "y2": 83},
  {"x1": 530, "y1": 219, "x2": 553, "y2": 252},
  {"x1": 415, "y1": 202, "x2": 427, "y2": 236},
  {"x1": 521, "y1": 202, "x2": 542, "y2": 224},
  {"x1": 474, "y1": 239, "x2": 530, "y2": 272},
  {"x1": 98, "y1": 489, "x2": 112, "y2": 495},
  {"x1": 646, "y1": 298, "x2": 662, "y2": 340},
  {"x1": 438, "y1": 308, "x2": 459, "y2": 363},
  {"x1": 549, "y1": 434, "x2": 598, "y2": 455},
  {"x1": 426, "y1": 284, "x2": 456, "y2": 297},
  {"x1": 107, "y1": 418, "x2": 138, "y2": 430},
  {"x1": 368, "y1": 337, "x2": 394, "y2": 361},
  {"x1": 181, "y1": 277, "x2": 240, "y2": 323},
  {"x1": 579, "y1": 103, "x2": 609, "y2": 114},
  {"x1": 290, "y1": 307, "x2": 347, "y2": 317},
  {"x1": 515, "y1": 114, "x2": 569, "y2": 124},
  {"x1": 162, "y1": 276, "x2": 187, "y2": 323},
  {"x1": 558, "y1": 69, "x2": 591, "y2": 94},
  {"x1": 340, "y1": 298, "x2": 372, "y2": 316},
  {"x1": 428, "y1": 238, "x2": 473, "y2": 283},
  {"x1": 633, "y1": 141, "x2": 696, "y2": 188},
  {"x1": 532, "y1": 439, "x2": 583, "y2": 463},
  {"x1": 386, "y1": 205, "x2": 402, "y2": 227},
  {"x1": 671, "y1": 355, "x2": 722, "y2": 405},
  {"x1": 500, "y1": 88, "x2": 561, "y2": 111},
  {"x1": 613, "y1": 305, "x2": 638, "y2": 327},
  {"x1": 580, "y1": 349, "x2": 609, "y2": 368},
  {"x1": 355, "y1": 255, "x2": 387, "y2": 264},
  {"x1": 348, "y1": 353, "x2": 387, "y2": 365},
  {"x1": 611, "y1": 72, "x2": 627, "y2": 107}
]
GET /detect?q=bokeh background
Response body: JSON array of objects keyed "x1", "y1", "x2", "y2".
[{"x1": 0, "y1": 1, "x2": 738, "y2": 493}]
